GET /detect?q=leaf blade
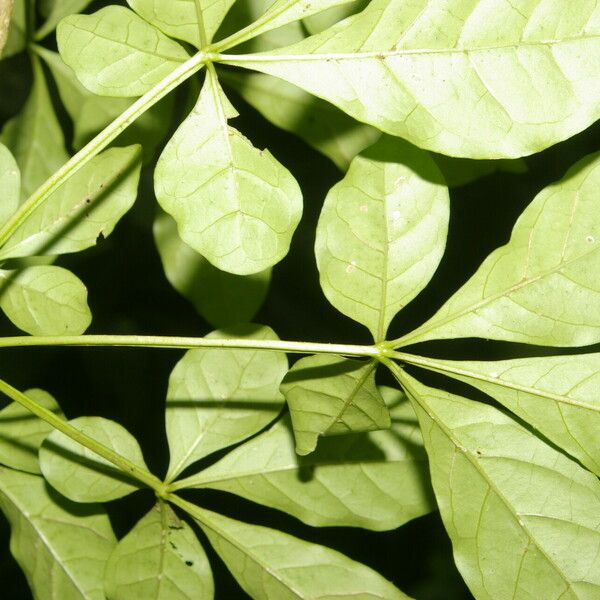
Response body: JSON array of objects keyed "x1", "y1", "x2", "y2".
[{"x1": 0, "y1": 142, "x2": 20, "y2": 226}]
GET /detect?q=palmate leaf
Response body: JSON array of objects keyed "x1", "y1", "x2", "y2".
[
  {"x1": 0, "y1": 145, "x2": 141, "y2": 260},
  {"x1": 153, "y1": 210, "x2": 271, "y2": 327},
  {"x1": 189, "y1": 505, "x2": 410, "y2": 599},
  {"x1": 280, "y1": 354, "x2": 388, "y2": 455},
  {"x1": 416, "y1": 353, "x2": 600, "y2": 476},
  {"x1": 315, "y1": 136, "x2": 449, "y2": 341},
  {"x1": 40, "y1": 416, "x2": 148, "y2": 502},
  {"x1": 57, "y1": 6, "x2": 190, "y2": 97},
  {"x1": 223, "y1": 0, "x2": 600, "y2": 159},
  {"x1": 178, "y1": 387, "x2": 434, "y2": 530},
  {"x1": 155, "y1": 68, "x2": 302, "y2": 275},
  {"x1": 397, "y1": 151, "x2": 600, "y2": 348},
  {"x1": 166, "y1": 324, "x2": 287, "y2": 481},
  {"x1": 400, "y1": 372, "x2": 600, "y2": 600},
  {"x1": 104, "y1": 502, "x2": 214, "y2": 600},
  {"x1": 0, "y1": 466, "x2": 116, "y2": 600},
  {"x1": 0, "y1": 265, "x2": 91, "y2": 335},
  {"x1": 0, "y1": 142, "x2": 19, "y2": 226}
]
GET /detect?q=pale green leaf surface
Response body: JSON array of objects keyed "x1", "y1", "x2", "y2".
[
  {"x1": 0, "y1": 0, "x2": 13, "y2": 55},
  {"x1": 0, "y1": 146, "x2": 141, "y2": 260},
  {"x1": 1, "y1": 0, "x2": 23, "y2": 59},
  {"x1": 155, "y1": 69, "x2": 302, "y2": 275},
  {"x1": 0, "y1": 389, "x2": 63, "y2": 474},
  {"x1": 0, "y1": 466, "x2": 116, "y2": 600},
  {"x1": 35, "y1": 0, "x2": 93, "y2": 41},
  {"x1": 191, "y1": 506, "x2": 410, "y2": 599},
  {"x1": 220, "y1": 70, "x2": 380, "y2": 170},
  {"x1": 280, "y1": 354, "x2": 389, "y2": 455},
  {"x1": 153, "y1": 210, "x2": 270, "y2": 327},
  {"x1": 1, "y1": 57, "x2": 68, "y2": 199},
  {"x1": 166, "y1": 324, "x2": 287, "y2": 480},
  {"x1": 398, "y1": 152, "x2": 600, "y2": 347},
  {"x1": 224, "y1": 0, "x2": 600, "y2": 159},
  {"x1": 316, "y1": 136, "x2": 449, "y2": 340},
  {"x1": 423, "y1": 353, "x2": 600, "y2": 477},
  {"x1": 181, "y1": 386, "x2": 434, "y2": 530},
  {"x1": 401, "y1": 372, "x2": 600, "y2": 600},
  {"x1": 0, "y1": 142, "x2": 19, "y2": 226},
  {"x1": 57, "y1": 6, "x2": 189, "y2": 97},
  {"x1": 0, "y1": 265, "x2": 91, "y2": 335},
  {"x1": 104, "y1": 502, "x2": 214, "y2": 600},
  {"x1": 40, "y1": 416, "x2": 148, "y2": 502}
]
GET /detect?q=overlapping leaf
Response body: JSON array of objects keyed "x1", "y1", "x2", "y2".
[
  {"x1": 223, "y1": 0, "x2": 600, "y2": 159},
  {"x1": 156, "y1": 69, "x2": 302, "y2": 275},
  {"x1": 166, "y1": 324, "x2": 287, "y2": 480},
  {"x1": 316, "y1": 136, "x2": 449, "y2": 340},
  {"x1": 35, "y1": 0, "x2": 93, "y2": 41},
  {"x1": 280, "y1": 354, "x2": 388, "y2": 455},
  {"x1": 0, "y1": 142, "x2": 19, "y2": 225},
  {"x1": 397, "y1": 152, "x2": 600, "y2": 348},
  {"x1": 401, "y1": 372, "x2": 600, "y2": 600}
]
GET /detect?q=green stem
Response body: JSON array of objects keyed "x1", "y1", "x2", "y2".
[
  {"x1": 0, "y1": 50, "x2": 212, "y2": 248},
  {"x1": 0, "y1": 334, "x2": 380, "y2": 357},
  {"x1": 0, "y1": 378, "x2": 165, "y2": 494}
]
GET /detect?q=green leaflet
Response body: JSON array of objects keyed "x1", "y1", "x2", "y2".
[
  {"x1": 155, "y1": 68, "x2": 302, "y2": 275},
  {"x1": 189, "y1": 505, "x2": 410, "y2": 599},
  {"x1": 413, "y1": 354, "x2": 600, "y2": 477},
  {"x1": 397, "y1": 151, "x2": 600, "y2": 348},
  {"x1": 153, "y1": 210, "x2": 271, "y2": 328},
  {"x1": 104, "y1": 502, "x2": 214, "y2": 600},
  {"x1": 178, "y1": 387, "x2": 434, "y2": 530},
  {"x1": 223, "y1": 0, "x2": 600, "y2": 159},
  {"x1": 35, "y1": 0, "x2": 93, "y2": 41},
  {"x1": 0, "y1": 0, "x2": 13, "y2": 55},
  {"x1": 0, "y1": 467, "x2": 116, "y2": 600},
  {"x1": 57, "y1": 6, "x2": 189, "y2": 97},
  {"x1": 0, "y1": 388, "x2": 63, "y2": 474},
  {"x1": 316, "y1": 136, "x2": 449, "y2": 341},
  {"x1": 166, "y1": 324, "x2": 287, "y2": 481},
  {"x1": 1, "y1": 0, "x2": 24, "y2": 59},
  {"x1": 0, "y1": 142, "x2": 19, "y2": 226},
  {"x1": 40, "y1": 416, "x2": 148, "y2": 502},
  {"x1": 0, "y1": 145, "x2": 141, "y2": 259},
  {"x1": 280, "y1": 354, "x2": 389, "y2": 455},
  {"x1": 0, "y1": 265, "x2": 91, "y2": 335},
  {"x1": 303, "y1": 0, "x2": 368, "y2": 35},
  {"x1": 400, "y1": 372, "x2": 600, "y2": 600},
  {"x1": 1, "y1": 57, "x2": 68, "y2": 200}
]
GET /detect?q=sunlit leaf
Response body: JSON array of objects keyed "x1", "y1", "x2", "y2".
[
  {"x1": 40, "y1": 416, "x2": 148, "y2": 502},
  {"x1": 223, "y1": 0, "x2": 600, "y2": 158},
  {"x1": 316, "y1": 136, "x2": 449, "y2": 340},
  {"x1": 280, "y1": 354, "x2": 388, "y2": 455},
  {"x1": 0, "y1": 265, "x2": 91, "y2": 335},
  {"x1": 166, "y1": 324, "x2": 287, "y2": 481},
  {"x1": 104, "y1": 502, "x2": 214, "y2": 600},
  {"x1": 57, "y1": 6, "x2": 189, "y2": 97},
  {"x1": 400, "y1": 372, "x2": 600, "y2": 600},
  {"x1": 0, "y1": 142, "x2": 19, "y2": 226},
  {"x1": 179, "y1": 386, "x2": 434, "y2": 530},
  {"x1": 153, "y1": 210, "x2": 270, "y2": 327},
  {"x1": 398, "y1": 152, "x2": 600, "y2": 347},
  {"x1": 0, "y1": 466, "x2": 116, "y2": 600},
  {"x1": 35, "y1": 0, "x2": 93, "y2": 41},
  {"x1": 190, "y1": 505, "x2": 411, "y2": 599},
  {"x1": 0, "y1": 389, "x2": 63, "y2": 474}
]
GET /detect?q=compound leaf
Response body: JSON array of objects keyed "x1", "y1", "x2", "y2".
[
  {"x1": 0, "y1": 466, "x2": 116, "y2": 600},
  {"x1": 224, "y1": 0, "x2": 600, "y2": 159},
  {"x1": 400, "y1": 372, "x2": 600, "y2": 600},
  {"x1": 166, "y1": 324, "x2": 287, "y2": 481},
  {"x1": 104, "y1": 502, "x2": 214, "y2": 600},
  {"x1": 155, "y1": 68, "x2": 302, "y2": 275},
  {"x1": 57, "y1": 6, "x2": 190, "y2": 97},
  {"x1": 179, "y1": 386, "x2": 434, "y2": 530},
  {"x1": 0, "y1": 142, "x2": 19, "y2": 226},
  {"x1": 398, "y1": 152, "x2": 600, "y2": 348},
  {"x1": 316, "y1": 136, "x2": 449, "y2": 340},
  {"x1": 0, "y1": 388, "x2": 63, "y2": 474},
  {"x1": 0, "y1": 265, "x2": 91, "y2": 336},
  {"x1": 40, "y1": 416, "x2": 148, "y2": 502},
  {"x1": 153, "y1": 210, "x2": 270, "y2": 327},
  {"x1": 190, "y1": 505, "x2": 410, "y2": 599},
  {"x1": 280, "y1": 354, "x2": 389, "y2": 455}
]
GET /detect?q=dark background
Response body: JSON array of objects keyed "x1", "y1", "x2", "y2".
[{"x1": 1, "y1": 1, "x2": 599, "y2": 598}]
